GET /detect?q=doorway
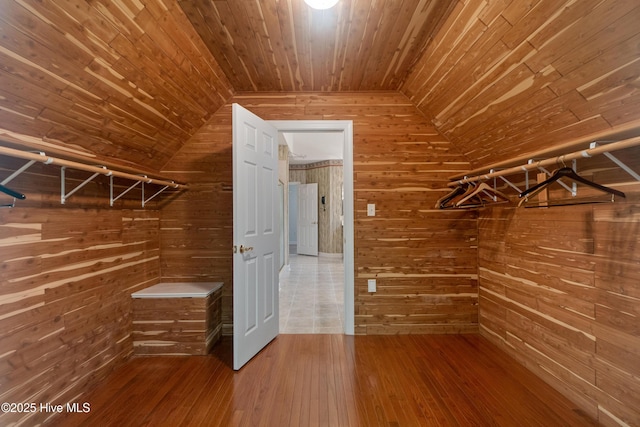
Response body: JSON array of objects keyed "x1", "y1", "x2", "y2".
[{"x1": 269, "y1": 120, "x2": 355, "y2": 335}]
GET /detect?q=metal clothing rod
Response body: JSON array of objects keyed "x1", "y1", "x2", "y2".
[
  {"x1": 449, "y1": 135, "x2": 640, "y2": 187},
  {"x1": 0, "y1": 145, "x2": 188, "y2": 190}
]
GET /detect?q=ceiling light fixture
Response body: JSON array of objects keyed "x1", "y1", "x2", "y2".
[{"x1": 304, "y1": 0, "x2": 339, "y2": 10}]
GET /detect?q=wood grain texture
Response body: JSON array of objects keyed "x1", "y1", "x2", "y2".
[
  {"x1": 0, "y1": 0, "x2": 233, "y2": 171},
  {"x1": 402, "y1": 0, "x2": 640, "y2": 168},
  {"x1": 290, "y1": 161, "x2": 344, "y2": 254},
  {"x1": 1, "y1": 0, "x2": 639, "y2": 178},
  {"x1": 0, "y1": 154, "x2": 184, "y2": 426},
  {"x1": 0, "y1": 162, "x2": 162, "y2": 426},
  {"x1": 52, "y1": 334, "x2": 597, "y2": 427},
  {"x1": 478, "y1": 198, "x2": 640, "y2": 426},
  {"x1": 132, "y1": 289, "x2": 222, "y2": 355},
  {"x1": 0, "y1": 2, "x2": 638, "y2": 425},
  {"x1": 177, "y1": 0, "x2": 457, "y2": 92},
  {"x1": 2, "y1": 0, "x2": 638, "y2": 179},
  {"x1": 159, "y1": 92, "x2": 477, "y2": 336}
]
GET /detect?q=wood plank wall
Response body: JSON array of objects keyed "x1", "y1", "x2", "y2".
[
  {"x1": 478, "y1": 192, "x2": 640, "y2": 425},
  {"x1": 402, "y1": 0, "x2": 640, "y2": 167},
  {"x1": 312, "y1": 162, "x2": 343, "y2": 255},
  {"x1": 160, "y1": 92, "x2": 477, "y2": 336},
  {"x1": 290, "y1": 161, "x2": 344, "y2": 254},
  {"x1": 0, "y1": 157, "x2": 163, "y2": 426}
]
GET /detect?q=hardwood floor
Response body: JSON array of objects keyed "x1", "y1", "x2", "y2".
[{"x1": 52, "y1": 334, "x2": 596, "y2": 427}]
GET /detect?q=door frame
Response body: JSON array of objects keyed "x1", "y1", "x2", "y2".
[{"x1": 269, "y1": 120, "x2": 355, "y2": 335}]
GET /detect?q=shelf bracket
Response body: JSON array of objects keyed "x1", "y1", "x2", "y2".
[
  {"x1": 110, "y1": 176, "x2": 141, "y2": 207},
  {"x1": 525, "y1": 159, "x2": 541, "y2": 190},
  {"x1": 500, "y1": 175, "x2": 523, "y2": 193},
  {"x1": 590, "y1": 141, "x2": 640, "y2": 182},
  {"x1": 490, "y1": 169, "x2": 523, "y2": 193},
  {"x1": 1, "y1": 151, "x2": 47, "y2": 187},
  {"x1": 61, "y1": 166, "x2": 109, "y2": 205},
  {"x1": 0, "y1": 198, "x2": 16, "y2": 208},
  {"x1": 142, "y1": 181, "x2": 171, "y2": 207}
]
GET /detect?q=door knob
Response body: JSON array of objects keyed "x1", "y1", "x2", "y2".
[{"x1": 239, "y1": 245, "x2": 254, "y2": 254}]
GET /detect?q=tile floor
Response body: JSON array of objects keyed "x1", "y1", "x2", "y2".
[{"x1": 279, "y1": 251, "x2": 344, "y2": 334}]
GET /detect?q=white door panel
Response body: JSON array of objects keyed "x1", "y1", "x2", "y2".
[{"x1": 233, "y1": 104, "x2": 279, "y2": 370}]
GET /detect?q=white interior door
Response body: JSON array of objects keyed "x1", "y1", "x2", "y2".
[
  {"x1": 297, "y1": 183, "x2": 318, "y2": 256},
  {"x1": 232, "y1": 103, "x2": 279, "y2": 370}
]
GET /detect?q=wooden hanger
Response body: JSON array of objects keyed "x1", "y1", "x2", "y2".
[
  {"x1": 435, "y1": 185, "x2": 465, "y2": 209},
  {"x1": 518, "y1": 167, "x2": 625, "y2": 207},
  {"x1": 438, "y1": 184, "x2": 485, "y2": 209},
  {"x1": 455, "y1": 182, "x2": 510, "y2": 208}
]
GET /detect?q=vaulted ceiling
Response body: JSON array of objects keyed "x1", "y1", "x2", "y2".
[
  {"x1": 0, "y1": 0, "x2": 639, "y2": 172},
  {"x1": 177, "y1": 0, "x2": 456, "y2": 91}
]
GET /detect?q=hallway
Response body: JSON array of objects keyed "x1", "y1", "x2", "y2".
[{"x1": 279, "y1": 253, "x2": 344, "y2": 333}]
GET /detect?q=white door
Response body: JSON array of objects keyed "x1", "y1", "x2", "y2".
[
  {"x1": 232, "y1": 103, "x2": 279, "y2": 370},
  {"x1": 297, "y1": 183, "x2": 318, "y2": 256}
]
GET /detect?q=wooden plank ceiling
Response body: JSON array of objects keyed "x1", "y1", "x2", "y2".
[
  {"x1": 177, "y1": 0, "x2": 456, "y2": 91},
  {"x1": 0, "y1": 0, "x2": 639, "y2": 171}
]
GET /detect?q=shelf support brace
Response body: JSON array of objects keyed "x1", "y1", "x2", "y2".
[
  {"x1": 1, "y1": 152, "x2": 48, "y2": 187},
  {"x1": 590, "y1": 142, "x2": 640, "y2": 182},
  {"x1": 490, "y1": 168, "x2": 523, "y2": 193},
  {"x1": 499, "y1": 175, "x2": 522, "y2": 193},
  {"x1": 61, "y1": 166, "x2": 109, "y2": 205},
  {"x1": 142, "y1": 181, "x2": 171, "y2": 207},
  {"x1": 110, "y1": 176, "x2": 142, "y2": 207},
  {"x1": 525, "y1": 160, "x2": 532, "y2": 190},
  {"x1": 0, "y1": 197, "x2": 16, "y2": 209}
]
